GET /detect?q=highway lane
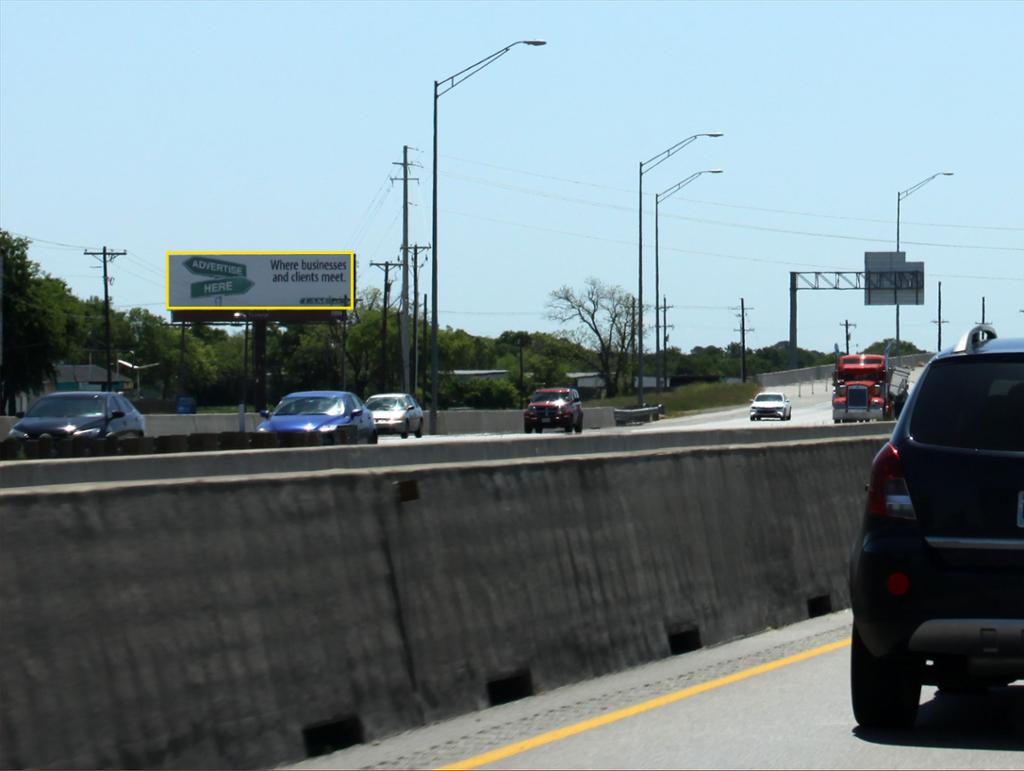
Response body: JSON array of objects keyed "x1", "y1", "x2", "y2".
[{"x1": 287, "y1": 611, "x2": 1023, "y2": 770}]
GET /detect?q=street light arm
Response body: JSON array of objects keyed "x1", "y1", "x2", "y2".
[
  {"x1": 658, "y1": 169, "x2": 722, "y2": 202},
  {"x1": 436, "y1": 40, "x2": 545, "y2": 97},
  {"x1": 899, "y1": 171, "x2": 954, "y2": 201},
  {"x1": 641, "y1": 133, "x2": 723, "y2": 175}
]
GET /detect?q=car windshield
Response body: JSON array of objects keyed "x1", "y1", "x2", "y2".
[
  {"x1": 366, "y1": 397, "x2": 402, "y2": 411},
  {"x1": 909, "y1": 357, "x2": 1023, "y2": 451},
  {"x1": 754, "y1": 394, "x2": 783, "y2": 402},
  {"x1": 273, "y1": 396, "x2": 345, "y2": 416},
  {"x1": 26, "y1": 395, "x2": 106, "y2": 418},
  {"x1": 530, "y1": 391, "x2": 567, "y2": 403}
]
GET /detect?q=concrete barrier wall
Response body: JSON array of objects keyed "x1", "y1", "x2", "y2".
[
  {"x1": 1, "y1": 408, "x2": 617, "y2": 441},
  {"x1": 0, "y1": 436, "x2": 881, "y2": 769},
  {"x1": 1, "y1": 421, "x2": 891, "y2": 489}
]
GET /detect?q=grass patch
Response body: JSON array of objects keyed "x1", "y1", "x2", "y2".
[{"x1": 589, "y1": 381, "x2": 761, "y2": 418}]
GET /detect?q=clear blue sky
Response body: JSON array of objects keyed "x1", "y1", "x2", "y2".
[{"x1": 2, "y1": 0, "x2": 1021, "y2": 356}]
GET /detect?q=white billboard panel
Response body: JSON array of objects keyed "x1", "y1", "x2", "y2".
[{"x1": 166, "y1": 252, "x2": 354, "y2": 310}]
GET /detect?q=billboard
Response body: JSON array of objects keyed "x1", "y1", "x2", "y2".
[
  {"x1": 166, "y1": 252, "x2": 354, "y2": 311},
  {"x1": 864, "y1": 252, "x2": 924, "y2": 306}
]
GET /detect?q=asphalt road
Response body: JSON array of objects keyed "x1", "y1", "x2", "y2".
[{"x1": 287, "y1": 610, "x2": 1023, "y2": 770}]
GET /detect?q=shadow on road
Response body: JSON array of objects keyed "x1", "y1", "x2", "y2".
[{"x1": 853, "y1": 685, "x2": 1024, "y2": 751}]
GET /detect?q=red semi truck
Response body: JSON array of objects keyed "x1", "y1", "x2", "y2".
[{"x1": 832, "y1": 351, "x2": 910, "y2": 423}]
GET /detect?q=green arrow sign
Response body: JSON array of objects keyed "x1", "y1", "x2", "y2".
[
  {"x1": 184, "y1": 256, "x2": 247, "y2": 278},
  {"x1": 190, "y1": 277, "x2": 255, "y2": 298}
]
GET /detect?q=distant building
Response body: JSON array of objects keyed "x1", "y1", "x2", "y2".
[
  {"x1": 566, "y1": 372, "x2": 606, "y2": 399},
  {"x1": 53, "y1": 364, "x2": 131, "y2": 392},
  {"x1": 12, "y1": 364, "x2": 131, "y2": 413}
]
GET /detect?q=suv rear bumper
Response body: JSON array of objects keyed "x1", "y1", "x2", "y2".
[{"x1": 851, "y1": 532, "x2": 1022, "y2": 665}]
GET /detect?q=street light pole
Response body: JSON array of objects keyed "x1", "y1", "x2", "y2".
[
  {"x1": 654, "y1": 169, "x2": 723, "y2": 390},
  {"x1": 430, "y1": 39, "x2": 546, "y2": 435},
  {"x1": 637, "y1": 133, "x2": 722, "y2": 406},
  {"x1": 895, "y1": 171, "x2": 953, "y2": 352}
]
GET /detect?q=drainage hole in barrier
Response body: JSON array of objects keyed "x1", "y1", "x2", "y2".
[
  {"x1": 302, "y1": 715, "x2": 364, "y2": 757},
  {"x1": 487, "y1": 670, "x2": 534, "y2": 706},
  {"x1": 807, "y1": 594, "x2": 833, "y2": 618},
  {"x1": 667, "y1": 625, "x2": 702, "y2": 655},
  {"x1": 396, "y1": 479, "x2": 420, "y2": 503}
]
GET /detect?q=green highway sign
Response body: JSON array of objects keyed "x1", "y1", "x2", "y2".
[
  {"x1": 190, "y1": 277, "x2": 255, "y2": 298},
  {"x1": 184, "y1": 256, "x2": 247, "y2": 278}
]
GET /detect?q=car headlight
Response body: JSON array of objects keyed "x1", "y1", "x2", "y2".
[
  {"x1": 73, "y1": 427, "x2": 103, "y2": 437},
  {"x1": 257, "y1": 425, "x2": 269, "y2": 432},
  {"x1": 7, "y1": 428, "x2": 27, "y2": 439},
  {"x1": 318, "y1": 424, "x2": 338, "y2": 432}
]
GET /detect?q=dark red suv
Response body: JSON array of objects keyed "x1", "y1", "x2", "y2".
[{"x1": 523, "y1": 388, "x2": 583, "y2": 434}]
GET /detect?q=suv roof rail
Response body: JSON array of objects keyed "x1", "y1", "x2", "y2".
[{"x1": 952, "y1": 324, "x2": 997, "y2": 354}]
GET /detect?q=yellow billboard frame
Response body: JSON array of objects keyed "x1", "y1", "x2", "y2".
[{"x1": 166, "y1": 251, "x2": 356, "y2": 311}]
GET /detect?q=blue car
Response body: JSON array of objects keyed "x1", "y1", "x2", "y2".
[{"x1": 256, "y1": 391, "x2": 378, "y2": 444}]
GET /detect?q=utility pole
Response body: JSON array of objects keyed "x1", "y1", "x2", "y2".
[
  {"x1": 340, "y1": 311, "x2": 348, "y2": 390},
  {"x1": 931, "y1": 281, "x2": 948, "y2": 351},
  {"x1": 977, "y1": 296, "x2": 987, "y2": 325},
  {"x1": 733, "y1": 298, "x2": 754, "y2": 383},
  {"x1": 421, "y1": 293, "x2": 429, "y2": 405},
  {"x1": 660, "y1": 295, "x2": 673, "y2": 391},
  {"x1": 85, "y1": 246, "x2": 126, "y2": 391},
  {"x1": 371, "y1": 260, "x2": 402, "y2": 391},
  {"x1": 840, "y1": 320, "x2": 857, "y2": 355},
  {"x1": 410, "y1": 244, "x2": 430, "y2": 396},
  {"x1": 392, "y1": 146, "x2": 420, "y2": 394}
]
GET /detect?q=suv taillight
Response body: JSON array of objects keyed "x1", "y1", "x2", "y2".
[{"x1": 867, "y1": 442, "x2": 916, "y2": 520}]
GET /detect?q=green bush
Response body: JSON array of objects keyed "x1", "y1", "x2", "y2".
[{"x1": 443, "y1": 378, "x2": 519, "y2": 409}]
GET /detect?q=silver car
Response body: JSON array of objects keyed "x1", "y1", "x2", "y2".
[
  {"x1": 365, "y1": 393, "x2": 425, "y2": 438},
  {"x1": 750, "y1": 391, "x2": 792, "y2": 421}
]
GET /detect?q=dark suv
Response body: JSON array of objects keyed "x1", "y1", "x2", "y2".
[
  {"x1": 849, "y1": 325, "x2": 1023, "y2": 728},
  {"x1": 523, "y1": 388, "x2": 583, "y2": 434}
]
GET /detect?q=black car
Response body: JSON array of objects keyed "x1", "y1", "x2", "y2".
[
  {"x1": 7, "y1": 391, "x2": 147, "y2": 441},
  {"x1": 849, "y1": 324, "x2": 1023, "y2": 728}
]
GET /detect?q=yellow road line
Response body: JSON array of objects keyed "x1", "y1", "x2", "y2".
[{"x1": 438, "y1": 637, "x2": 852, "y2": 770}]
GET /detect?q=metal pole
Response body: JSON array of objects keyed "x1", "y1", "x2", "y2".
[
  {"x1": 937, "y1": 282, "x2": 943, "y2": 351},
  {"x1": 400, "y1": 145, "x2": 411, "y2": 394},
  {"x1": 518, "y1": 336, "x2": 525, "y2": 404},
  {"x1": 241, "y1": 318, "x2": 249, "y2": 430},
  {"x1": 341, "y1": 311, "x2": 348, "y2": 390},
  {"x1": 788, "y1": 272, "x2": 798, "y2": 370},
  {"x1": 430, "y1": 83, "x2": 439, "y2": 433},
  {"x1": 102, "y1": 247, "x2": 112, "y2": 391},
  {"x1": 895, "y1": 191, "x2": 901, "y2": 353},
  {"x1": 178, "y1": 322, "x2": 186, "y2": 395},
  {"x1": 412, "y1": 245, "x2": 420, "y2": 395},
  {"x1": 740, "y1": 297, "x2": 747, "y2": 383},
  {"x1": 637, "y1": 161, "x2": 644, "y2": 405},
  {"x1": 654, "y1": 193, "x2": 660, "y2": 391}
]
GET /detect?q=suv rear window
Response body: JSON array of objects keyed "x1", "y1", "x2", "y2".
[{"x1": 909, "y1": 356, "x2": 1023, "y2": 451}]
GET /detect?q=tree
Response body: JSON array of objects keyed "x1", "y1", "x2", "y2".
[
  {"x1": 1, "y1": 231, "x2": 81, "y2": 413},
  {"x1": 863, "y1": 338, "x2": 925, "y2": 357},
  {"x1": 547, "y1": 277, "x2": 635, "y2": 397}
]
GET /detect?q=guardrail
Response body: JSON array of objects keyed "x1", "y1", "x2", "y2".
[{"x1": 613, "y1": 404, "x2": 664, "y2": 426}]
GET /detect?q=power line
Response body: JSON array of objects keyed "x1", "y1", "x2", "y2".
[
  {"x1": 440, "y1": 155, "x2": 1024, "y2": 232},
  {"x1": 441, "y1": 171, "x2": 1022, "y2": 252},
  {"x1": 441, "y1": 207, "x2": 1024, "y2": 279}
]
